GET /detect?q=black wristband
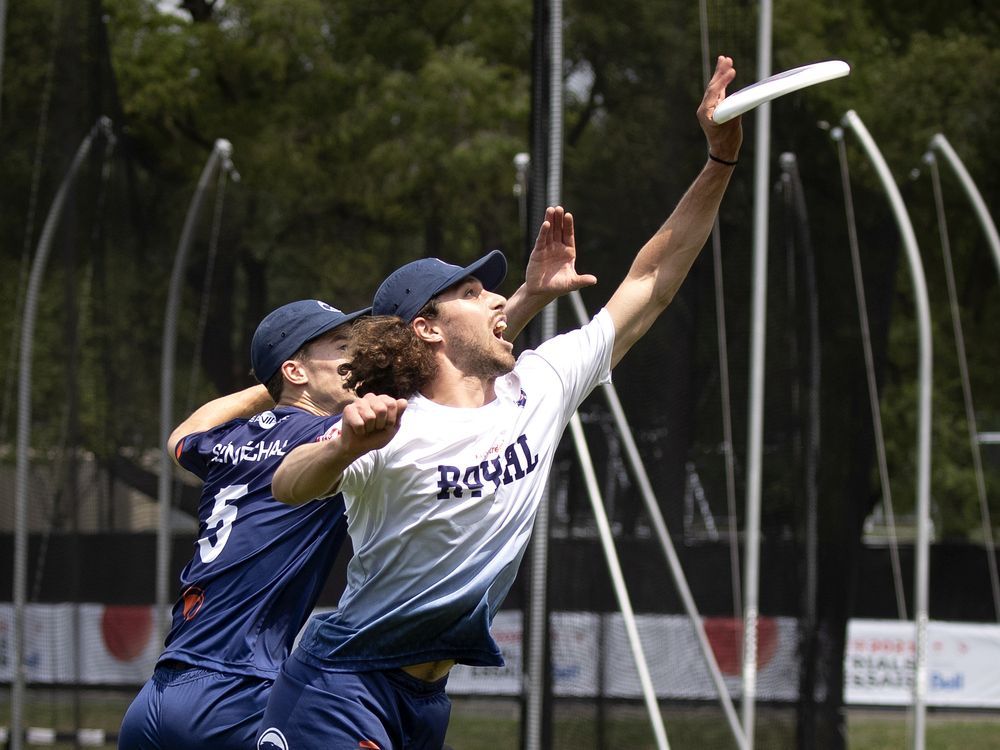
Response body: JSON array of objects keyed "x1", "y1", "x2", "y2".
[{"x1": 709, "y1": 153, "x2": 738, "y2": 166}]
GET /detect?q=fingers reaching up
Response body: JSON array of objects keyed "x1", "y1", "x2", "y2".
[
  {"x1": 698, "y1": 56, "x2": 743, "y2": 163},
  {"x1": 525, "y1": 205, "x2": 597, "y2": 297}
]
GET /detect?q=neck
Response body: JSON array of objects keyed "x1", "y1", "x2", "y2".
[
  {"x1": 420, "y1": 358, "x2": 497, "y2": 407},
  {"x1": 278, "y1": 392, "x2": 336, "y2": 417}
]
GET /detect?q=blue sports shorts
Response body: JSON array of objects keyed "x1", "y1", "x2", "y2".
[
  {"x1": 257, "y1": 652, "x2": 451, "y2": 750},
  {"x1": 118, "y1": 663, "x2": 271, "y2": 749}
]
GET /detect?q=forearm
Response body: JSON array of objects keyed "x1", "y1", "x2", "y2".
[
  {"x1": 607, "y1": 158, "x2": 736, "y2": 365},
  {"x1": 639, "y1": 158, "x2": 736, "y2": 302},
  {"x1": 272, "y1": 438, "x2": 355, "y2": 505},
  {"x1": 168, "y1": 385, "x2": 273, "y2": 459}
]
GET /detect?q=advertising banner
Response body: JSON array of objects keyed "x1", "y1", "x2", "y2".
[
  {"x1": 4, "y1": 603, "x2": 998, "y2": 709},
  {"x1": 845, "y1": 619, "x2": 1000, "y2": 707}
]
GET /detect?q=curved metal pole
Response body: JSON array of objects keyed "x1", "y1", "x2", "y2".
[
  {"x1": 13, "y1": 116, "x2": 113, "y2": 750},
  {"x1": 929, "y1": 134, "x2": 1000, "y2": 284},
  {"x1": 842, "y1": 109, "x2": 933, "y2": 750},
  {"x1": 742, "y1": 1, "x2": 773, "y2": 743},
  {"x1": 567, "y1": 293, "x2": 747, "y2": 748},
  {"x1": 923, "y1": 151, "x2": 1000, "y2": 621},
  {"x1": 156, "y1": 139, "x2": 234, "y2": 637},
  {"x1": 568, "y1": 415, "x2": 670, "y2": 750},
  {"x1": 831, "y1": 130, "x2": 908, "y2": 620}
]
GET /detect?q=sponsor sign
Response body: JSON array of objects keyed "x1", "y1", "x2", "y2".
[
  {"x1": 845, "y1": 619, "x2": 1000, "y2": 707},
  {"x1": 2, "y1": 604, "x2": 997, "y2": 708},
  {"x1": 449, "y1": 612, "x2": 799, "y2": 701}
]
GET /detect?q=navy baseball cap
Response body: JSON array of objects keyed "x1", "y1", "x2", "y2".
[
  {"x1": 372, "y1": 250, "x2": 508, "y2": 321},
  {"x1": 251, "y1": 299, "x2": 370, "y2": 383}
]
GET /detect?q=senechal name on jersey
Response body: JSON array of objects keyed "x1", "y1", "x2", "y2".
[{"x1": 210, "y1": 439, "x2": 289, "y2": 465}]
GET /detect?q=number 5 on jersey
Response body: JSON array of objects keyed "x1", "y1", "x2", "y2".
[{"x1": 198, "y1": 484, "x2": 246, "y2": 563}]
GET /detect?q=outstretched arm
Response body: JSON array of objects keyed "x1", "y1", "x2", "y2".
[
  {"x1": 502, "y1": 206, "x2": 597, "y2": 340},
  {"x1": 272, "y1": 393, "x2": 407, "y2": 504},
  {"x1": 605, "y1": 55, "x2": 743, "y2": 368},
  {"x1": 168, "y1": 385, "x2": 274, "y2": 465}
]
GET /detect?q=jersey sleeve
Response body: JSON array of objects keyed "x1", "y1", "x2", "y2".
[
  {"x1": 526, "y1": 308, "x2": 615, "y2": 417},
  {"x1": 335, "y1": 450, "x2": 380, "y2": 502},
  {"x1": 174, "y1": 421, "x2": 238, "y2": 479}
]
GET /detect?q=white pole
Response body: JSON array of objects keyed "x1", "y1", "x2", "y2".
[
  {"x1": 929, "y1": 134, "x2": 1000, "y2": 284},
  {"x1": 841, "y1": 110, "x2": 933, "y2": 750},
  {"x1": 742, "y1": 0, "x2": 772, "y2": 744},
  {"x1": 567, "y1": 293, "x2": 747, "y2": 748},
  {"x1": 13, "y1": 116, "x2": 113, "y2": 750},
  {"x1": 923, "y1": 151, "x2": 999, "y2": 621},
  {"x1": 157, "y1": 139, "x2": 233, "y2": 638},
  {"x1": 568, "y1": 415, "x2": 670, "y2": 750}
]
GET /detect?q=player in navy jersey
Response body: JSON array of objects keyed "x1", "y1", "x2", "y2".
[
  {"x1": 118, "y1": 240, "x2": 591, "y2": 749},
  {"x1": 117, "y1": 299, "x2": 368, "y2": 750},
  {"x1": 260, "y1": 57, "x2": 743, "y2": 749}
]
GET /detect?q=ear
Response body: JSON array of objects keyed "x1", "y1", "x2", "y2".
[
  {"x1": 280, "y1": 358, "x2": 309, "y2": 387},
  {"x1": 411, "y1": 316, "x2": 443, "y2": 345}
]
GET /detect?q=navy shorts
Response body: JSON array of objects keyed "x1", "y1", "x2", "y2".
[
  {"x1": 118, "y1": 663, "x2": 271, "y2": 750},
  {"x1": 258, "y1": 653, "x2": 452, "y2": 750}
]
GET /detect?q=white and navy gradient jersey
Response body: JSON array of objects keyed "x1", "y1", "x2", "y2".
[
  {"x1": 295, "y1": 310, "x2": 615, "y2": 671},
  {"x1": 160, "y1": 406, "x2": 347, "y2": 679}
]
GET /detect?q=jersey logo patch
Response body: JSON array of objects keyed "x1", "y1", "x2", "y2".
[
  {"x1": 515, "y1": 388, "x2": 527, "y2": 407},
  {"x1": 358, "y1": 741, "x2": 381, "y2": 749},
  {"x1": 181, "y1": 586, "x2": 205, "y2": 621},
  {"x1": 250, "y1": 411, "x2": 279, "y2": 429},
  {"x1": 258, "y1": 728, "x2": 288, "y2": 750},
  {"x1": 437, "y1": 434, "x2": 538, "y2": 499}
]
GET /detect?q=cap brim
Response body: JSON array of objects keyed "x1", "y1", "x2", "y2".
[
  {"x1": 431, "y1": 249, "x2": 508, "y2": 299},
  {"x1": 299, "y1": 306, "x2": 371, "y2": 346}
]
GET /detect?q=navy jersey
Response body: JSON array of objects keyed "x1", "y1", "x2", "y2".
[{"x1": 159, "y1": 406, "x2": 347, "y2": 679}]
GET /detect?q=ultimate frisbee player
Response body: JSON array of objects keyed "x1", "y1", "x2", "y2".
[{"x1": 259, "y1": 56, "x2": 743, "y2": 750}]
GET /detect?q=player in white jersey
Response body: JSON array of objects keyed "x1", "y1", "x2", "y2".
[{"x1": 259, "y1": 56, "x2": 743, "y2": 750}]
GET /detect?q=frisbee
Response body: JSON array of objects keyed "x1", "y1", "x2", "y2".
[{"x1": 712, "y1": 60, "x2": 850, "y2": 124}]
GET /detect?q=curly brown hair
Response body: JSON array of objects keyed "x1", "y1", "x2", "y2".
[{"x1": 345, "y1": 311, "x2": 438, "y2": 399}]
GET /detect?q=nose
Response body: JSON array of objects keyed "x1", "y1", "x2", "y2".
[{"x1": 487, "y1": 290, "x2": 507, "y2": 309}]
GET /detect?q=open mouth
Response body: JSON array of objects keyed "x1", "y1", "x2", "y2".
[{"x1": 492, "y1": 320, "x2": 508, "y2": 339}]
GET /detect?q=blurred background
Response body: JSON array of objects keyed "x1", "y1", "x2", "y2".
[{"x1": 0, "y1": 0, "x2": 998, "y2": 748}]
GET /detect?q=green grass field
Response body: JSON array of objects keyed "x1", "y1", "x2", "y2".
[{"x1": 2, "y1": 690, "x2": 998, "y2": 748}]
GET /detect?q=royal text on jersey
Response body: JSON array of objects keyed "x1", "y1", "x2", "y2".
[
  {"x1": 210, "y1": 439, "x2": 289, "y2": 465},
  {"x1": 437, "y1": 434, "x2": 539, "y2": 499}
]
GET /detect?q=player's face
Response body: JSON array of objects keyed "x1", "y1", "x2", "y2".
[
  {"x1": 432, "y1": 276, "x2": 514, "y2": 379},
  {"x1": 299, "y1": 326, "x2": 355, "y2": 412}
]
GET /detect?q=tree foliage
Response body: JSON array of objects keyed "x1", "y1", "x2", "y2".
[{"x1": 0, "y1": 0, "x2": 997, "y2": 547}]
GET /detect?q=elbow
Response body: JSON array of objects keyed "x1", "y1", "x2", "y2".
[
  {"x1": 271, "y1": 472, "x2": 301, "y2": 505},
  {"x1": 166, "y1": 429, "x2": 187, "y2": 465}
]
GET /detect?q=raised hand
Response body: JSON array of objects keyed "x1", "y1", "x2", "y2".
[
  {"x1": 698, "y1": 55, "x2": 743, "y2": 164},
  {"x1": 524, "y1": 206, "x2": 598, "y2": 297}
]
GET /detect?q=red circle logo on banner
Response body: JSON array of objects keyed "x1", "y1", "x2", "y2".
[
  {"x1": 101, "y1": 606, "x2": 154, "y2": 662},
  {"x1": 703, "y1": 616, "x2": 779, "y2": 675}
]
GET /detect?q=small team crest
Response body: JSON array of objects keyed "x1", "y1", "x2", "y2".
[
  {"x1": 180, "y1": 586, "x2": 205, "y2": 621},
  {"x1": 258, "y1": 728, "x2": 289, "y2": 750},
  {"x1": 316, "y1": 300, "x2": 341, "y2": 313},
  {"x1": 515, "y1": 388, "x2": 527, "y2": 407},
  {"x1": 317, "y1": 424, "x2": 342, "y2": 442}
]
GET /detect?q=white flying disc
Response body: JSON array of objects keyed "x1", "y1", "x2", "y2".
[{"x1": 712, "y1": 60, "x2": 850, "y2": 124}]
